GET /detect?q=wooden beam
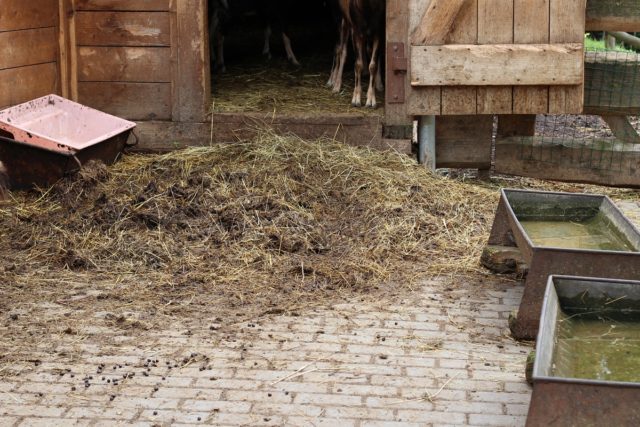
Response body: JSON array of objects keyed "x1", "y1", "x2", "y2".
[
  {"x1": 411, "y1": 44, "x2": 584, "y2": 86},
  {"x1": 495, "y1": 136, "x2": 640, "y2": 188},
  {"x1": 133, "y1": 114, "x2": 386, "y2": 152},
  {"x1": 586, "y1": 0, "x2": 640, "y2": 32},
  {"x1": 411, "y1": 0, "x2": 466, "y2": 45},
  {"x1": 601, "y1": 115, "x2": 640, "y2": 144}
]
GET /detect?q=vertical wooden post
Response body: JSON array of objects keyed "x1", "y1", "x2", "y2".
[
  {"x1": 173, "y1": 0, "x2": 210, "y2": 123},
  {"x1": 418, "y1": 115, "x2": 436, "y2": 169},
  {"x1": 385, "y1": 0, "x2": 412, "y2": 130}
]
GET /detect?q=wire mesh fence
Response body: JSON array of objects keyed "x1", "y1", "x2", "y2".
[{"x1": 514, "y1": 48, "x2": 640, "y2": 174}]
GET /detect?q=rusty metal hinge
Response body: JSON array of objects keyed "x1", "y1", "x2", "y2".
[{"x1": 387, "y1": 42, "x2": 407, "y2": 104}]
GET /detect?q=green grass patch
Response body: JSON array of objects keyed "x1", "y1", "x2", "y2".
[{"x1": 585, "y1": 33, "x2": 635, "y2": 53}]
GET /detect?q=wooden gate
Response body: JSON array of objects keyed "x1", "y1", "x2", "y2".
[{"x1": 387, "y1": 0, "x2": 587, "y2": 117}]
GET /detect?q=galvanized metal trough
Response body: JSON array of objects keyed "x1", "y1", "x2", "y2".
[
  {"x1": 527, "y1": 275, "x2": 640, "y2": 427},
  {"x1": 0, "y1": 94, "x2": 136, "y2": 189},
  {"x1": 487, "y1": 189, "x2": 640, "y2": 340}
]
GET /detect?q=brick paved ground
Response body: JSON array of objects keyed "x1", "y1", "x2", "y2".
[
  {"x1": 0, "y1": 275, "x2": 532, "y2": 427},
  {"x1": 1, "y1": 200, "x2": 638, "y2": 427}
]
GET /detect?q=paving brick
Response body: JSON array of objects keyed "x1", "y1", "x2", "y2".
[
  {"x1": 324, "y1": 406, "x2": 397, "y2": 421},
  {"x1": 2, "y1": 404, "x2": 69, "y2": 418},
  {"x1": 287, "y1": 416, "x2": 357, "y2": 427},
  {"x1": 468, "y1": 414, "x2": 526, "y2": 426},
  {"x1": 65, "y1": 406, "x2": 139, "y2": 420},
  {"x1": 330, "y1": 383, "x2": 399, "y2": 397},
  {"x1": 397, "y1": 409, "x2": 467, "y2": 424},
  {"x1": 471, "y1": 390, "x2": 530, "y2": 404},
  {"x1": 180, "y1": 399, "x2": 251, "y2": 413},
  {"x1": 225, "y1": 390, "x2": 292, "y2": 404},
  {"x1": 17, "y1": 419, "x2": 92, "y2": 427},
  {"x1": 0, "y1": 417, "x2": 18, "y2": 427},
  {"x1": 293, "y1": 392, "x2": 363, "y2": 406},
  {"x1": 211, "y1": 413, "x2": 284, "y2": 425},
  {"x1": 139, "y1": 409, "x2": 209, "y2": 423}
]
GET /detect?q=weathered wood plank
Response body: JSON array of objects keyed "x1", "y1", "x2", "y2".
[
  {"x1": 601, "y1": 115, "x2": 640, "y2": 144},
  {"x1": 173, "y1": 0, "x2": 210, "y2": 122},
  {"x1": 440, "y1": 0, "x2": 478, "y2": 115},
  {"x1": 78, "y1": 47, "x2": 172, "y2": 82},
  {"x1": 477, "y1": 0, "x2": 514, "y2": 114},
  {"x1": 495, "y1": 137, "x2": 640, "y2": 188},
  {"x1": 133, "y1": 114, "x2": 386, "y2": 152},
  {"x1": 435, "y1": 115, "x2": 493, "y2": 169},
  {"x1": 497, "y1": 115, "x2": 537, "y2": 138},
  {"x1": 586, "y1": 0, "x2": 640, "y2": 32},
  {"x1": 0, "y1": 63, "x2": 58, "y2": 109},
  {"x1": 75, "y1": 11, "x2": 171, "y2": 47},
  {"x1": 411, "y1": 44, "x2": 584, "y2": 86},
  {"x1": 77, "y1": 82, "x2": 172, "y2": 120},
  {"x1": 411, "y1": 0, "x2": 466, "y2": 45},
  {"x1": 75, "y1": 0, "x2": 172, "y2": 11},
  {"x1": 0, "y1": 0, "x2": 57, "y2": 31},
  {"x1": 407, "y1": 0, "x2": 441, "y2": 116},
  {"x1": 513, "y1": 0, "x2": 550, "y2": 114},
  {"x1": 0, "y1": 27, "x2": 58, "y2": 70},
  {"x1": 549, "y1": 0, "x2": 586, "y2": 114}
]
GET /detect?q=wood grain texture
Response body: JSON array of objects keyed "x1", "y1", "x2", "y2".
[
  {"x1": 549, "y1": 0, "x2": 586, "y2": 114},
  {"x1": 441, "y1": 0, "x2": 477, "y2": 115},
  {"x1": 0, "y1": 27, "x2": 58, "y2": 70},
  {"x1": 75, "y1": 11, "x2": 171, "y2": 47},
  {"x1": 477, "y1": 0, "x2": 514, "y2": 114},
  {"x1": 133, "y1": 115, "x2": 386, "y2": 152},
  {"x1": 411, "y1": 0, "x2": 466, "y2": 45},
  {"x1": 0, "y1": 0, "x2": 58, "y2": 31},
  {"x1": 513, "y1": 0, "x2": 550, "y2": 114},
  {"x1": 411, "y1": 44, "x2": 584, "y2": 86},
  {"x1": 407, "y1": 0, "x2": 441, "y2": 116},
  {"x1": 495, "y1": 137, "x2": 640, "y2": 188},
  {"x1": 436, "y1": 115, "x2": 493, "y2": 168},
  {"x1": 0, "y1": 63, "x2": 58, "y2": 109},
  {"x1": 78, "y1": 82, "x2": 172, "y2": 120},
  {"x1": 74, "y1": 0, "x2": 172, "y2": 11},
  {"x1": 173, "y1": 0, "x2": 210, "y2": 122},
  {"x1": 78, "y1": 47, "x2": 172, "y2": 82}
]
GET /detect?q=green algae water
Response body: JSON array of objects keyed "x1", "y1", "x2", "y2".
[
  {"x1": 519, "y1": 213, "x2": 636, "y2": 251},
  {"x1": 552, "y1": 312, "x2": 640, "y2": 382}
]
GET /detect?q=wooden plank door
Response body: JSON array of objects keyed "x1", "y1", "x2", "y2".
[{"x1": 403, "y1": 0, "x2": 586, "y2": 116}]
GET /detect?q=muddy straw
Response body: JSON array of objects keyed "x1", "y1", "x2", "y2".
[{"x1": 0, "y1": 130, "x2": 637, "y2": 372}]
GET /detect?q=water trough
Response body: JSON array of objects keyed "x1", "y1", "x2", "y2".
[
  {"x1": 486, "y1": 189, "x2": 640, "y2": 340},
  {"x1": 527, "y1": 275, "x2": 640, "y2": 426}
]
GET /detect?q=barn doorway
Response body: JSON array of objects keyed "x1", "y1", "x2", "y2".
[{"x1": 207, "y1": 1, "x2": 385, "y2": 118}]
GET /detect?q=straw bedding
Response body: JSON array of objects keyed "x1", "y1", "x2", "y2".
[{"x1": 0, "y1": 131, "x2": 637, "y2": 370}]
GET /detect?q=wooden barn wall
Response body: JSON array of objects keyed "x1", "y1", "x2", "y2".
[
  {"x1": 0, "y1": 0, "x2": 61, "y2": 109},
  {"x1": 61, "y1": 0, "x2": 209, "y2": 123}
]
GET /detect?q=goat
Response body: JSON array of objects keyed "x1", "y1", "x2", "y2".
[
  {"x1": 332, "y1": 0, "x2": 384, "y2": 107},
  {"x1": 208, "y1": 0, "x2": 300, "y2": 72}
]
